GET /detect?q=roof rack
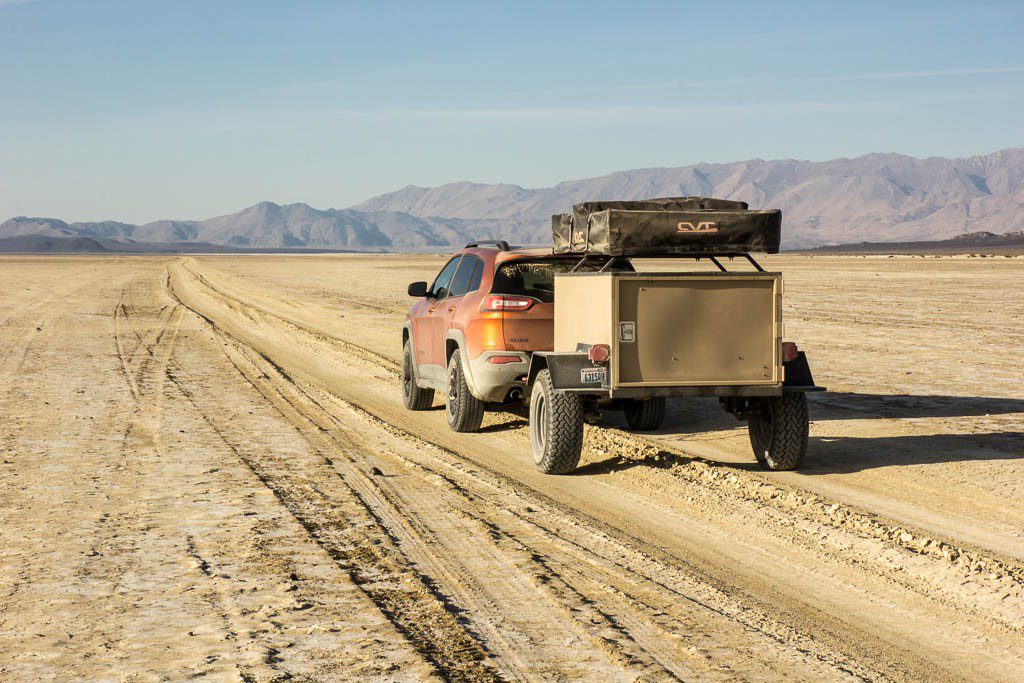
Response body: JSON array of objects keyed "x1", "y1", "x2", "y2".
[
  {"x1": 465, "y1": 240, "x2": 510, "y2": 251},
  {"x1": 568, "y1": 252, "x2": 765, "y2": 273}
]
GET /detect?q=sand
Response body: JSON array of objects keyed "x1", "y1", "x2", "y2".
[{"x1": 0, "y1": 253, "x2": 1021, "y2": 681}]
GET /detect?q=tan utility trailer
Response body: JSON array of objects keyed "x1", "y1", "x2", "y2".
[
  {"x1": 554, "y1": 272, "x2": 783, "y2": 391},
  {"x1": 526, "y1": 266, "x2": 823, "y2": 475}
]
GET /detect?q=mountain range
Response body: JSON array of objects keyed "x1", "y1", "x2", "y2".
[
  {"x1": 4, "y1": 148, "x2": 1024, "y2": 250},
  {"x1": 0, "y1": 203, "x2": 527, "y2": 251}
]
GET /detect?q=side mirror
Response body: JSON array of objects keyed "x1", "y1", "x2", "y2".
[{"x1": 407, "y1": 281, "x2": 429, "y2": 298}]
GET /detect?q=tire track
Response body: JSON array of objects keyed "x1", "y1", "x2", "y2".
[
  {"x1": 168, "y1": 259, "x2": 887, "y2": 680},
  {"x1": 115, "y1": 271, "x2": 430, "y2": 681},
  {"x1": 146, "y1": 308, "x2": 500, "y2": 680},
  {"x1": 211, "y1": 331, "x2": 658, "y2": 682},
  {"x1": 201, "y1": 308, "x2": 858, "y2": 680},
  {"x1": 179, "y1": 259, "x2": 401, "y2": 373},
  {"x1": 109, "y1": 277, "x2": 288, "y2": 679},
  {"x1": 178, "y1": 257, "x2": 1024, "y2": 625},
  {"x1": 168, "y1": 257, "x2": 1024, "y2": 680},
  {"x1": 306, "y1": 387, "x2": 877, "y2": 681}
]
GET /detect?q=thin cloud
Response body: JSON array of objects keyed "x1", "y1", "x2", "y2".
[
  {"x1": 678, "y1": 64, "x2": 1024, "y2": 88},
  {"x1": 203, "y1": 100, "x2": 871, "y2": 132},
  {"x1": 276, "y1": 65, "x2": 1024, "y2": 97},
  {"x1": 181, "y1": 89, "x2": 1019, "y2": 133},
  {"x1": 796, "y1": 64, "x2": 1024, "y2": 82},
  {"x1": 391, "y1": 102, "x2": 848, "y2": 123},
  {"x1": 278, "y1": 78, "x2": 678, "y2": 97}
]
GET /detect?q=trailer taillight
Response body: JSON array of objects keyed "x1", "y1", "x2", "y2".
[
  {"x1": 782, "y1": 341, "x2": 799, "y2": 362},
  {"x1": 588, "y1": 344, "x2": 611, "y2": 363},
  {"x1": 480, "y1": 294, "x2": 535, "y2": 312}
]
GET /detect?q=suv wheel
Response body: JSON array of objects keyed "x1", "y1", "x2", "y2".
[
  {"x1": 623, "y1": 397, "x2": 666, "y2": 431},
  {"x1": 402, "y1": 341, "x2": 434, "y2": 410},
  {"x1": 748, "y1": 393, "x2": 809, "y2": 470},
  {"x1": 529, "y1": 369, "x2": 584, "y2": 474},
  {"x1": 446, "y1": 351, "x2": 484, "y2": 432}
]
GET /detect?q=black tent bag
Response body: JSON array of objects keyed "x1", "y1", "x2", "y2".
[
  {"x1": 584, "y1": 208, "x2": 781, "y2": 255},
  {"x1": 553, "y1": 197, "x2": 749, "y2": 254},
  {"x1": 550, "y1": 196, "x2": 780, "y2": 255}
]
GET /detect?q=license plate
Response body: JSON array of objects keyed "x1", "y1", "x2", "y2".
[{"x1": 580, "y1": 367, "x2": 607, "y2": 384}]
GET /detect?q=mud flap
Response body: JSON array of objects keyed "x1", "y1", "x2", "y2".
[
  {"x1": 783, "y1": 352, "x2": 825, "y2": 393},
  {"x1": 528, "y1": 352, "x2": 609, "y2": 395}
]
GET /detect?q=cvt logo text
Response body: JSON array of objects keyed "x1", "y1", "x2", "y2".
[{"x1": 677, "y1": 221, "x2": 718, "y2": 234}]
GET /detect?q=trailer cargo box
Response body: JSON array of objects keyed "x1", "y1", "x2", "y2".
[{"x1": 553, "y1": 271, "x2": 783, "y2": 394}]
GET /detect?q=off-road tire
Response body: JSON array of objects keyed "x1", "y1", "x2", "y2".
[
  {"x1": 623, "y1": 397, "x2": 666, "y2": 431},
  {"x1": 748, "y1": 393, "x2": 809, "y2": 471},
  {"x1": 529, "y1": 369, "x2": 584, "y2": 474},
  {"x1": 402, "y1": 341, "x2": 434, "y2": 410},
  {"x1": 446, "y1": 352, "x2": 484, "y2": 432}
]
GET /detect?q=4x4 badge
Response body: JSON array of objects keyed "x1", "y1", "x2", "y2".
[{"x1": 677, "y1": 221, "x2": 718, "y2": 233}]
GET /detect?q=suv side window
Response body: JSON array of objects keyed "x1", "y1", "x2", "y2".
[
  {"x1": 448, "y1": 255, "x2": 482, "y2": 298},
  {"x1": 430, "y1": 256, "x2": 461, "y2": 299}
]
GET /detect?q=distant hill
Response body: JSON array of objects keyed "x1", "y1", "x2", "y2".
[
  {"x1": 806, "y1": 230, "x2": 1024, "y2": 254},
  {"x1": 4, "y1": 148, "x2": 1023, "y2": 251},
  {"x1": 0, "y1": 234, "x2": 369, "y2": 254},
  {"x1": 355, "y1": 148, "x2": 1024, "y2": 248},
  {"x1": 0, "y1": 203, "x2": 527, "y2": 251},
  {"x1": 0, "y1": 235, "x2": 110, "y2": 253}
]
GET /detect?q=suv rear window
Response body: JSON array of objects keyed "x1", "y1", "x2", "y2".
[{"x1": 492, "y1": 258, "x2": 631, "y2": 303}]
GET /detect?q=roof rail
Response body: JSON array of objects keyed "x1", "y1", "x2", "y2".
[{"x1": 465, "y1": 240, "x2": 510, "y2": 251}]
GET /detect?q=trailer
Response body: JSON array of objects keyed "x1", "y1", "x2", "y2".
[{"x1": 526, "y1": 198, "x2": 824, "y2": 474}]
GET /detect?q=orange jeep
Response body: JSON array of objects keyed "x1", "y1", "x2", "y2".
[{"x1": 402, "y1": 241, "x2": 625, "y2": 432}]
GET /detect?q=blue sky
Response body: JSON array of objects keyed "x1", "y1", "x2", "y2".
[{"x1": 1, "y1": 0, "x2": 1023, "y2": 223}]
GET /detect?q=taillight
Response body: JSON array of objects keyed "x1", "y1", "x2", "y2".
[
  {"x1": 782, "y1": 341, "x2": 799, "y2": 362},
  {"x1": 480, "y1": 294, "x2": 535, "y2": 312},
  {"x1": 588, "y1": 344, "x2": 611, "y2": 363},
  {"x1": 487, "y1": 355, "x2": 522, "y2": 364}
]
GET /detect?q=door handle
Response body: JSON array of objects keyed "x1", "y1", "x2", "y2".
[{"x1": 448, "y1": 305, "x2": 457, "y2": 312}]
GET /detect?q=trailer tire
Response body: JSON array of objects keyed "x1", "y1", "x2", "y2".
[
  {"x1": 623, "y1": 397, "x2": 666, "y2": 431},
  {"x1": 748, "y1": 393, "x2": 808, "y2": 471},
  {"x1": 402, "y1": 341, "x2": 434, "y2": 410},
  {"x1": 529, "y1": 369, "x2": 584, "y2": 474},
  {"x1": 446, "y1": 352, "x2": 484, "y2": 432}
]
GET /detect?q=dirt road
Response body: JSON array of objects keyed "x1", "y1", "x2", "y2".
[{"x1": 1, "y1": 254, "x2": 1022, "y2": 681}]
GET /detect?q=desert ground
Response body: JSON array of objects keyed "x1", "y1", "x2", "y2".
[{"x1": 1, "y1": 253, "x2": 1022, "y2": 681}]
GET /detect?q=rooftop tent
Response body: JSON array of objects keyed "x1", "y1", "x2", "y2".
[{"x1": 551, "y1": 196, "x2": 781, "y2": 256}]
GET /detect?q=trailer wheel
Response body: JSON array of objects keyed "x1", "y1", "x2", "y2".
[
  {"x1": 623, "y1": 397, "x2": 666, "y2": 431},
  {"x1": 529, "y1": 369, "x2": 584, "y2": 474},
  {"x1": 748, "y1": 393, "x2": 809, "y2": 471},
  {"x1": 402, "y1": 341, "x2": 434, "y2": 410},
  {"x1": 446, "y1": 352, "x2": 484, "y2": 432}
]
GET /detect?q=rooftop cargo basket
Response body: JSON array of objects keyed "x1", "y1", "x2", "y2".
[{"x1": 551, "y1": 196, "x2": 781, "y2": 256}]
